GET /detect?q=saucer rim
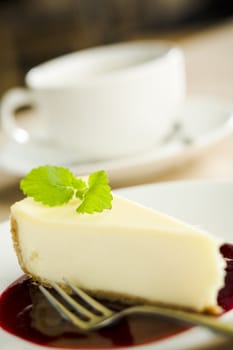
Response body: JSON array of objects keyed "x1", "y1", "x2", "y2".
[{"x1": 0, "y1": 95, "x2": 232, "y2": 187}]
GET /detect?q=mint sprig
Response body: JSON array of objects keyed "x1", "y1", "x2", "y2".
[
  {"x1": 77, "y1": 170, "x2": 112, "y2": 214},
  {"x1": 20, "y1": 165, "x2": 113, "y2": 214}
]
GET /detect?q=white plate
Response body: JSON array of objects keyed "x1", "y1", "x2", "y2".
[
  {"x1": 0, "y1": 96, "x2": 232, "y2": 188},
  {"x1": 1, "y1": 180, "x2": 233, "y2": 350}
]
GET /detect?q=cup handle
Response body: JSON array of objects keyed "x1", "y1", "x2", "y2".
[{"x1": 1, "y1": 87, "x2": 35, "y2": 143}]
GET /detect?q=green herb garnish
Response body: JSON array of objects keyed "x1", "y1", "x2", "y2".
[{"x1": 20, "y1": 165, "x2": 113, "y2": 214}]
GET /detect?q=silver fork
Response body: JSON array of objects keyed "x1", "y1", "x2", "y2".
[{"x1": 39, "y1": 280, "x2": 233, "y2": 337}]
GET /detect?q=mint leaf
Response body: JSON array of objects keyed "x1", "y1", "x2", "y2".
[
  {"x1": 20, "y1": 165, "x2": 77, "y2": 206},
  {"x1": 20, "y1": 166, "x2": 112, "y2": 214},
  {"x1": 76, "y1": 170, "x2": 113, "y2": 214}
]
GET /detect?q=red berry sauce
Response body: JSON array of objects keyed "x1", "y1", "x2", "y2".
[
  {"x1": 218, "y1": 244, "x2": 233, "y2": 311},
  {"x1": 0, "y1": 277, "x2": 190, "y2": 348}
]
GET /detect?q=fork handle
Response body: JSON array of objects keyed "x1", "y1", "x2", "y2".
[{"x1": 122, "y1": 306, "x2": 233, "y2": 338}]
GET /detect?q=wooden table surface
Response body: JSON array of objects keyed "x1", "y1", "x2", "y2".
[{"x1": 0, "y1": 19, "x2": 233, "y2": 221}]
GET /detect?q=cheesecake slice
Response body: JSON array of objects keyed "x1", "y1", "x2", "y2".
[{"x1": 10, "y1": 194, "x2": 225, "y2": 314}]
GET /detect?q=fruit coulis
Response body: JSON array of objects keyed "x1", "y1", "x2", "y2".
[
  {"x1": 0, "y1": 276, "x2": 191, "y2": 348},
  {"x1": 1, "y1": 243, "x2": 233, "y2": 349}
]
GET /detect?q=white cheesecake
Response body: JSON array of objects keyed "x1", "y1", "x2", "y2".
[{"x1": 10, "y1": 194, "x2": 225, "y2": 314}]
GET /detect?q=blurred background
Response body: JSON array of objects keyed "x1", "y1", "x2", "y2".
[
  {"x1": 0, "y1": 0, "x2": 233, "y2": 96},
  {"x1": 0, "y1": 0, "x2": 233, "y2": 220}
]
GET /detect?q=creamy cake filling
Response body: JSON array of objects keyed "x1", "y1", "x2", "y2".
[{"x1": 10, "y1": 195, "x2": 226, "y2": 314}]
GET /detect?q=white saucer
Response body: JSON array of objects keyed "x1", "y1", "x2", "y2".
[{"x1": 0, "y1": 96, "x2": 232, "y2": 188}]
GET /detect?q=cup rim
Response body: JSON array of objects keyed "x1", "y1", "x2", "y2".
[{"x1": 25, "y1": 40, "x2": 181, "y2": 89}]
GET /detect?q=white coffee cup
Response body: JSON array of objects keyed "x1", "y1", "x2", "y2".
[{"x1": 0, "y1": 41, "x2": 186, "y2": 162}]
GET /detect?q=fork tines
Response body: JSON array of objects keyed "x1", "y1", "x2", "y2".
[{"x1": 39, "y1": 279, "x2": 113, "y2": 330}]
